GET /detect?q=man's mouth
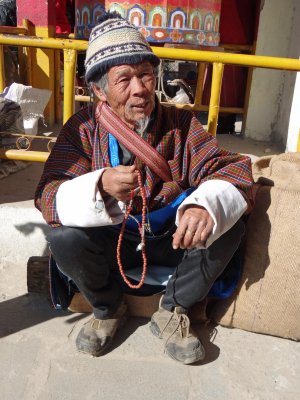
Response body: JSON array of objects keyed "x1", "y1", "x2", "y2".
[
  {"x1": 130, "y1": 99, "x2": 150, "y2": 109},
  {"x1": 132, "y1": 103, "x2": 147, "y2": 109}
]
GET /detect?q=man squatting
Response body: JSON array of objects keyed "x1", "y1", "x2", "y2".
[{"x1": 35, "y1": 12, "x2": 253, "y2": 365}]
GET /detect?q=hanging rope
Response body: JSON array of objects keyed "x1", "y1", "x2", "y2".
[{"x1": 117, "y1": 170, "x2": 148, "y2": 289}]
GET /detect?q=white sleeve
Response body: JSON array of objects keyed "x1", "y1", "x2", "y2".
[
  {"x1": 56, "y1": 169, "x2": 126, "y2": 227},
  {"x1": 175, "y1": 179, "x2": 247, "y2": 248}
]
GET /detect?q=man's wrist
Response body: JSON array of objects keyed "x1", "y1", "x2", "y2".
[{"x1": 98, "y1": 169, "x2": 110, "y2": 199}]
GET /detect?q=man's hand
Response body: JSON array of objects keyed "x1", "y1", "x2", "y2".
[
  {"x1": 98, "y1": 165, "x2": 138, "y2": 202},
  {"x1": 172, "y1": 205, "x2": 214, "y2": 249}
]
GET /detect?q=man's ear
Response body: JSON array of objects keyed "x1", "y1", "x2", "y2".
[{"x1": 91, "y1": 84, "x2": 107, "y2": 102}]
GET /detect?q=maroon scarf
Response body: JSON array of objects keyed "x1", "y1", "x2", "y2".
[
  {"x1": 97, "y1": 102, "x2": 172, "y2": 183},
  {"x1": 94, "y1": 101, "x2": 253, "y2": 214}
]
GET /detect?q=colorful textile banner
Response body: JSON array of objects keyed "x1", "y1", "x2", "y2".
[{"x1": 75, "y1": 0, "x2": 221, "y2": 46}]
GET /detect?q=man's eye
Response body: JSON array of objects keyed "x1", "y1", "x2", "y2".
[
  {"x1": 141, "y1": 72, "x2": 154, "y2": 80},
  {"x1": 119, "y1": 77, "x2": 130, "y2": 83}
]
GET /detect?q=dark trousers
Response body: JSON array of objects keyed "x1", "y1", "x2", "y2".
[{"x1": 47, "y1": 220, "x2": 245, "y2": 319}]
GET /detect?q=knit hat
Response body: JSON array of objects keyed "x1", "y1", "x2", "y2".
[{"x1": 85, "y1": 12, "x2": 160, "y2": 83}]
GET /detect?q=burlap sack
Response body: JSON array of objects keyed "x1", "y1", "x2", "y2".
[{"x1": 210, "y1": 153, "x2": 300, "y2": 340}]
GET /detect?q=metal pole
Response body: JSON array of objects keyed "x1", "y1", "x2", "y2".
[
  {"x1": 0, "y1": 45, "x2": 5, "y2": 92},
  {"x1": 207, "y1": 62, "x2": 224, "y2": 135},
  {"x1": 0, "y1": 149, "x2": 49, "y2": 162},
  {"x1": 63, "y1": 48, "x2": 77, "y2": 123}
]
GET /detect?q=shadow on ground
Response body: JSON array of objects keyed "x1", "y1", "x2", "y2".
[{"x1": 0, "y1": 293, "x2": 73, "y2": 338}]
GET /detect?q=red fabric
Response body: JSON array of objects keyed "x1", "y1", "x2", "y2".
[
  {"x1": 56, "y1": 0, "x2": 71, "y2": 34},
  {"x1": 203, "y1": 0, "x2": 260, "y2": 107},
  {"x1": 202, "y1": 64, "x2": 248, "y2": 107},
  {"x1": 219, "y1": 0, "x2": 259, "y2": 45}
]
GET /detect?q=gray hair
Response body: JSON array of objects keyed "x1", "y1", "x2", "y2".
[{"x1": 91, "y1": 73, "x2": 109, "y2": 95}]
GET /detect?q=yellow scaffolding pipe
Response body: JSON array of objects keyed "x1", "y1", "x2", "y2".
[
  {"x1": 0, "y1": 45, "x2": 4, "y2": 92},
  {"x1": 1, "y1": 34, "x2": 300, "y2": 71},
  {"x1": 1, "y1": 33, "x2": 300, "y2": 161},
  {"x1": 74, "y1": 93, "x2": 244, "y2": 115},
  {"x1": 54, "y1": 49, "x2": 62, "y2": 123},
  {"x1": 193, "y1": 62, "x2": 206, "y2": 109},
  {"x1": 207, "y1": 63, "x2": 224, "y2": 135},
  {"x1": 153, "y1": 47, "x2": 300, "y2": 72},
  {"x1": 0, "y1": 34, "x2": 87, "y2": 51},
  {"x1": 0, "y1": 149, "x2": 49, "y2": 162},
  {"x1": 63, "y1": 48, "x2": 77, "y2": 124}
]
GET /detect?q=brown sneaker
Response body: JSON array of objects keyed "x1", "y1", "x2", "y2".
[
  {"x1": 76, "y1": 302, "x2": 128, "y2": 357},
  {"x1": 150, "y1": 302, "x2": 205, "y2": 365}
]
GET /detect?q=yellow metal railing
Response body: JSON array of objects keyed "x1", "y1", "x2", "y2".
[
  {"x1": 0, "y1": 21, "x2": 31, "y2": 89},
  {"x1": 1, "y1": 33, "x2": 300, "y2": 162}
]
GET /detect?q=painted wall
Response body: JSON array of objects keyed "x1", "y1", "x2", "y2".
[
  {"x1": 245, "y1": 0, "x2": 300, "y2": 150},
  {"x1": 17, "y1": 0, "x2": 56, "y2": 27}
]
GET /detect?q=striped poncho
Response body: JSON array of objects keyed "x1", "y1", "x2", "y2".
[{"x1": 35, "y1": 101, "x2": 253, "y2": 227}]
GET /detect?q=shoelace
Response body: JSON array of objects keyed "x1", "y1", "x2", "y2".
[
  {"x1": 160, "y1": 310, "x2": 191, "y2": 347},
  {"x1": 90, "y1": 317, "x2": 104, "y2": 329}
]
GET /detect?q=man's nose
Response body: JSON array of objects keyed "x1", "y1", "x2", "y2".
[{"x1": 131, "y1": 76, "x2": 147, "y2": 94}]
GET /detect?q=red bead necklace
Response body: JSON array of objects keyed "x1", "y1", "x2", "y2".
[{"x1": 117, "y1": 170, "x2": 147, "y2": 289}]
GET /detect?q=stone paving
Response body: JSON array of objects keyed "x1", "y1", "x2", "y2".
[{"x1": 1, "y1": 289, "x2": 300, "y2": 400}]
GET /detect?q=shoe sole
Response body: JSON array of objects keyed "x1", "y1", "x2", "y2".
[
  {"x1": 76, "y1": 313, "x2": 128, "y2": 357},
  {"x1": 165, "y1": 345, "x2": 205, "y2": 365},
  {"x1": 149, "y1": 320, "x2": 162, "y2": 338},
  {"x1": 150, "y1": 320, "x2": 205, "y2": 365}
]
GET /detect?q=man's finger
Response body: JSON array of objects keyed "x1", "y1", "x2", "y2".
[
  {"x1": 117, "y1": 180, "x2": 138, "y2": 191},
  {"x1": 120, "y1": 173, "x2": 138, "y2": 186},
  {"x1": 172, "y1": 224, "x2": 188, "y2": 249},
  {"x1": 200, "y1": 224, "x2": 213, "y2": 243},
  {"x1": 181, "y1": 229, "x2": 195, "y2": 249},
  {"x1": 115, "y1": 164, "x2": 137, "y2": 173}
]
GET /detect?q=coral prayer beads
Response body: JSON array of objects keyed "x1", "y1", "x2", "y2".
[{"x1": 117, "y1": 170, "x2": 147, "y2": 289}]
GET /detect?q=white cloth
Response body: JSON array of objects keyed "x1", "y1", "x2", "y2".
[
  {"x1": 1, "y1": 83, "x2": 51, "y2": 134},
  {"x1": 126, "y1": 266, "x2": 175, "y2": 286},
  {"x1": 176, "y1": 180, "x2": 247, "y2": 248},
  {"x1": 56, "y1": 169, "x2": 126, "y2": 227},
  {"x1": 56, "y1": 170, "x2": 247, "y2": 249}
]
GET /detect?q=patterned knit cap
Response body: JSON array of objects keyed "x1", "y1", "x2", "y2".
[{"x1": 85, "y1": 12, "x2": 160, "y2": 83}]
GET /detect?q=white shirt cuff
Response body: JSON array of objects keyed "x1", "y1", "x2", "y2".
[
  {"x1": 175, "y1": 180, "x2": 247, "y2": 248},
  {"x1": 56, "y1": 169, "x2": 126, "y2": 227}
]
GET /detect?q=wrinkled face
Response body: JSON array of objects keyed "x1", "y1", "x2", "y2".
[{"x1": 93, "y1": 61, "x2": 156, "y2": 130}]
